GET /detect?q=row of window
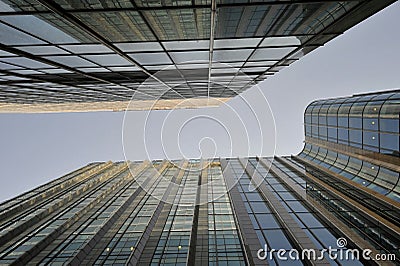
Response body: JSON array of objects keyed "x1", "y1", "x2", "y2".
[
  {"x1": 305, "y1": 117, "x2": 399, "y2": 132},
  {"x1": 228, "y1": 158, "x2": 361, "y2": 265},
  {"x1": 151, "y1": 164, "x2": 200, "y2": 265},
  {"x1": 305, "y1": 124, "x2": 399, "y2": 156},
  {"x1": 207, "y1": 163, "x2": 246, "y2": 266},
  {"x1": 304, "y1": 92, "x2": 400, "y2": 157},
  {"x1": 299, "y1": 144, "x2": 400, "y2": 202},
  {"x1": 94, "y1": 165, "x2": 174, "y2": 265},
  {"x1": 0, "y1": 164, "x2": 132, "y2": 263},
  {"x1": 305, "y1": 92, "x2": 400, "y2": 118},
  {"x1": 0, "y1": 1, "x2": 355, "y2": 40},
  {"x1": 286, "y1": 157, "x2": 400, "y2": 256},
  {"x1": 0, "y1": 162, "x2": 100, "y2": 214}
]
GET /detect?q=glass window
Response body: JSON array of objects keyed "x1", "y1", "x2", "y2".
[
  {"x1": 338, "y1": 102, "x2": 351, "y2": 126},
  {"x1": 380, "y1": 133, "x2": 399, "y2": 152},
  {"x1": 251, "y1": 202, "x2": 270, "y2": 213},
  {"x1": 115, "y1": 42, "x2": 163, "y2": 52},
  {"x1": 312, "y1": 114, "x2": 318, "y2": 124},
  {"x1": 377, "y1": 168, "x2": 399, "y2": 188},
  {"x1": 296, "y1": 213, "x2": 324, "y2": 228},
  {"x1": 319, "y1": 116, "x2": 327, "y2": 125},
  {"x1": 128, "y1": 52, "x2": 172, "y2": 65},
  {"x1": 363, "y1": 131, "x2": 378, "y2": 147},
  {"x1": 338, "y1": 117, "x2": 348, "y2": 127},
  {"x1": 349, "y1": 102, "x2": 365, "y2": 116},
  {"x1": 246, "y1": 193, "x2": 264, "y2": 202},
  {"x1": 214, "y1": 49, "x2": 253, "y2": 62},
  {"x1": 346, "y1": 157, "x2": 362, "y2": 172},
  {"x1": 0, "y1": 62, "x2": 23, "y2": 70},
  {"x1": 311, "y1": 125, "x2": 318, "y2": 137},
  {"x1": 61, "y1": 44, "x2": 112, "y2": 54},
  {"x1": 44, "y1": 56, "x2": 97, "y2": 67},
  {"x1": 363, "y1": 101, "x2": 383, "y2": 116},
  {"x1": 244, "y1": 60, "x2": 278, "y2": 67},
  {"x1": 319, "y1": 126, "x2": 327, "y2": 138},
  {"x1": 349, "y1": 129, "x2": 362, "y2": 144},
  {"x1": 170, "y1": 51, "x2": 208, "y2": 64},
  {"x1": 325, "y1": 151, "x2": 337, "y2": 164},
  {"x1": 305, "y1": 103, "x2": 315, "y2": 115},
  {"x1": 328, "y1": 103, "x2": 340, "y2": 115},
  {"x1": 310, "y1": 228, "x2": 338, "y2": 248},
  {"x1": 163, "y1": 40, "x2": 209, "y2": 50},
  {"x1": 285, "y1": 201, "x2": 308, "y2": 212},
  {"x1": 250, "y1": 47, "x2": 295, "y2": 60},
  {"x1": 380, "y1": 118, "x2": 399, "y2": 133},
  {"x1": 263, "y1": 230, "x2": 293, "y2": 250},
  {"x1": 215, "y1": 38, "x2": 261, "y2": 48},
  {"x1": 256, "y1": 214, "x2": 280, "y2": 229},
  {"x1": 338, "y1": 128, "x2": 348, "y2": 143},
  {"x1": 109, "y1": 66, "x2": 140, "y2": 72},
  {"x1": 279, "y1": 192, "x2": 297, "y2": 201},
  {"x1": 380, "y1": 100, "x2": 400, "y2": 119},
  {"x1": 349, "y1": 117, "x2": 362, "y2": 129},
  {"x1": 18, "y1": 46, "x2": 70, "y2": 55},
  {"x1": 305, "y1": 125, "x2": 311, "y2": 135},
  {"x1": 328, "y1": 127, "x2": 337, "y2": 140},
  {"x1": 249, "y1": 214, "x2": 260, "y2": 229},
  {"x1": 261, "y1": 36, "x2": 300, "y2": 46},
  {"x1": 363, "y1": 118, "x2": 378, "y2": 131},
  {"x1": 327, "y1": 116, "x2": 337, "y2": 126},
  {"x1": 1, "y1": 15, "x2": 79, "y2": 44},
  {"x1": 1, "y1": 57, "x2": 52, "y2": 69},
  {"x1": 84, "y1": 54, "x2": 131, "y2": 66}
]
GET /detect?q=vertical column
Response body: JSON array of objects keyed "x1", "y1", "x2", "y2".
[
  {"x1": 220, "y1": 159, "x2": 268, "y2": 266},
  {"x1": 192, "y1": 160, "x2": 209, "y2": 265},
  {"x1": 133, "y1": 161, "x2": 188, "y2": 265},
  {"x1": 239, "y1": 158, "x2": 330, "y2": 266}
]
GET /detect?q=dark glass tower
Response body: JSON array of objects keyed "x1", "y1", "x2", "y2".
[
  {"x1": 0, "y1": 90, "x2": 399, "y2": 265},
  {"x1": 0, "y1": 0, "x2": 396, "y2": 112}
]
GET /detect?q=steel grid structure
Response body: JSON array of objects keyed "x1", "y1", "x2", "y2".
[{"x1": 0, "y1": 0, "x2": 396, "y2": 112}]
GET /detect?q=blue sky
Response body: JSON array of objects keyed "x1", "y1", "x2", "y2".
[{"x1": 0, "y1": 2, "x2": 399, "y2": 202}]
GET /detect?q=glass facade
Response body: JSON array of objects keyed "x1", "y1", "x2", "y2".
[
  {"x1": 2, "y1": 156, "x2": 398, "y2": 264},
  {"x1": 299, "y1": 144, "x2": 400, "y2": 201},
  {"x1": 0, "y1": 0, "x2": 396, "y2": 112},
  {"x1": 304, "y1": 90, "x2": 400, "y2": 156},
  {"x1": 296, "y1": 89, "x2": 400, "y2": 264},
  {"x1": 280, "y1": 156, "x2": 400, "y2": 261},
  {"x1": 301, "y1": 90, "x2": 400, "y2": 201}
]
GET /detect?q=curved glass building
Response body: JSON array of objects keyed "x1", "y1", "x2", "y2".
[
  {"x1": 291, "y1": 89, "x2": 400, "y2": 264},
  {"x1": 299, "y1": 90, "x2": 399, "y2": 200}
]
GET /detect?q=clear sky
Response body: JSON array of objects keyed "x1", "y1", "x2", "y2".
[{"x1": 0, "y1": 2, "x2": 399, "y2": 203}]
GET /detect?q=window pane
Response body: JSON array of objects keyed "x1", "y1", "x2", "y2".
[
  {"x1": 380, "y1": 133, "x2": 399, "y2": 151},
  {"x1": 380, "y1": 118, "x2": 399, "y2": 133},
  {"x1": 349, "y1": 117, "x2": 362, "y2": 129},
  {"x1": 363, "y1": 118, "x2": 378, "y2": 130},
  {"x1": 349, "y1": 129, "x2": 362, "y2": 144}
]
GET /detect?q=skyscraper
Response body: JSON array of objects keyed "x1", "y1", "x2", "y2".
[
  {"x1": 0, "y1": 90, "x2": 398, "y2": 265},
  {"x1": 0, "y1": 0, "x2": 396, "y2": 112}
]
